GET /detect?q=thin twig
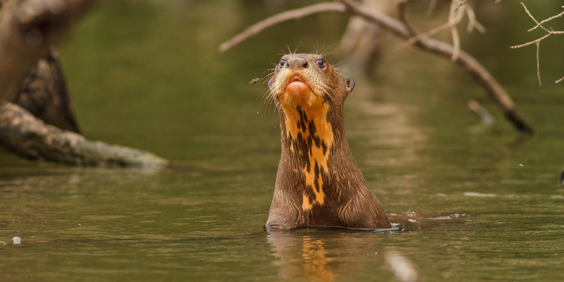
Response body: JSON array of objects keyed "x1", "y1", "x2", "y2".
[
  {"x1": 450, "y1": 23, "x2": 460, "y2": 61},
  {"x1": 511, "y1": 3, "x2": 564, "y2": 87},
  {"x1": 520, "y1": 2, "x2": 551, "y2": 33},
  {"x1": 465, "y1": 4, "x2": 486, "y2": 33},
  {"x1": 529, "y1": 10, "x2": 564, "y2": 32},
  {"x1": 536, "y1": 42, "x2": 542, "y2": 90},
  {"x1": 454, "y1": 0, "x2": 468, "y2": 12},
  {"x1": 426, "y1": 0, "x2": 437, "y2": 16},
  {"x1": 398, "y1": 0, "x2": 467, "y2": 49},
  {"x1": 397, "y1": 0, "x2": 412, "y2": 32},
  {"x1": 510, "y1": 32, "x2": 555, "y2": 49},
  {"x1": 398, "y1": 21, "x2": 459, "y2": 48},
  {"x1": 449, "y1": 0, "x2": 462, "y2": 61},
  {"x1": 219, "y1": 3, "x2": 346, "y2": 52}
]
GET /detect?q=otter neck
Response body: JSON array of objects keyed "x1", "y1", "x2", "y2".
[{"x1": 278, "y1": 101, "x2": 345, "y2": 210}]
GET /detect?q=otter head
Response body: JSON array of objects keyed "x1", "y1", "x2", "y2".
[{"x1": 268, "y1": 54, "x2": 354, "y2": 112}]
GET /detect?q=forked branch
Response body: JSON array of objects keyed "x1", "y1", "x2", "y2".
[{"x1": 510, "y1": 3, "x2": 564, "y2": 86}]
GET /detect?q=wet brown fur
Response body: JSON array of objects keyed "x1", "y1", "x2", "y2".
[{"x1": 266, "y1": 53, "x2": 391, "y2": 230}]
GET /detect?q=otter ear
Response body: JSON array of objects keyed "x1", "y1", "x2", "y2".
[{"x1": 343, "y1": 77, "x2": 355, "y2": 94}]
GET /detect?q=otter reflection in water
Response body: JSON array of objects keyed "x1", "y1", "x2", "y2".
[
  {"x1": 266, "y1": 53, "x2": 390, "y2": 229},
  {"x1": 266, "y1": 228, "x2": 386, "y2": 281}
]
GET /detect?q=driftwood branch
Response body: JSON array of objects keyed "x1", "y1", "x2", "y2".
[
  {"x1": 220, "y1": 1, "x2": 532, "y2": 133},
  {"x1": 0, "y1": 102, "x2": 168, "y2": 167},
  {"x1": 0, "y1": 0, "x2": 170, "y2": 167},
  {"x1": 0, "y1": 0, "x2": 98, "y2": 102}
]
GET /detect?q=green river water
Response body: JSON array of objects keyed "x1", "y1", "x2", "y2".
[{"x1": 1, "y1": 0, "x2": 564, "y2": 281}]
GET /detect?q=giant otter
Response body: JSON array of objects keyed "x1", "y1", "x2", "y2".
[{"x1": 266, "y1": 53, "x2": 391, "y2": 229}]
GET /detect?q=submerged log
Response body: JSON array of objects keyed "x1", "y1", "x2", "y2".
[
  {"x1": 0, "y1": 102, "x2": 168, "y2": 167},
  {"x1": 0, "y1": 1, "x2": 82, "y2": 132}
]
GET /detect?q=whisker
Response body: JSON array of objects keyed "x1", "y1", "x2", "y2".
[
  {"x1": 320, "y1": 44, "x2": 336, "y2": 57},
  {"x1": 293, "y1": 42, "x2": 303, "y2": 54}
]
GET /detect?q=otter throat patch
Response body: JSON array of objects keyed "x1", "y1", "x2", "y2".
[{"x1": 283, "y1": 104, "x2": 333, "y2": 211}]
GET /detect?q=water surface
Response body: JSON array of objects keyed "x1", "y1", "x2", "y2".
[{"x1": 1, "y1": 0, "x2": 564, "y2": 280}]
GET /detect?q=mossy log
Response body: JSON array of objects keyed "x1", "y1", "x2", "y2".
[{"x1": 0, "y1": 102, "x2": 168, "y2": 167}]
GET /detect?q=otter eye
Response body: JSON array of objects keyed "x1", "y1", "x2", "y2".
[
  {"x1": 316, "y1": 59, "x2": 325, "y2": 68},
  {"x1": 279, "y1": 59, "x2": 287, "y2": 68}
]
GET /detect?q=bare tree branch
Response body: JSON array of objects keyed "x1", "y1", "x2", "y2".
[
  {"x1": 219, "y1": 3, "x2": 346, "y2": 52},
  {"x1": 220, "y1": 0, "x2": 533, "y2": 133},
  {"x1": 338, "y1": 0, "x2": 532, "y2": 133}
]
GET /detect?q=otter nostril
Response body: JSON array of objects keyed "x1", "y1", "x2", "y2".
[{"x1": 303, "y1": 62, "x2": 309, "y2": 68}]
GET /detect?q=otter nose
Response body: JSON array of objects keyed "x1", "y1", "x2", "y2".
[{"x1": 288, "y1": 57, "x2": 309, "y2": 69}]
